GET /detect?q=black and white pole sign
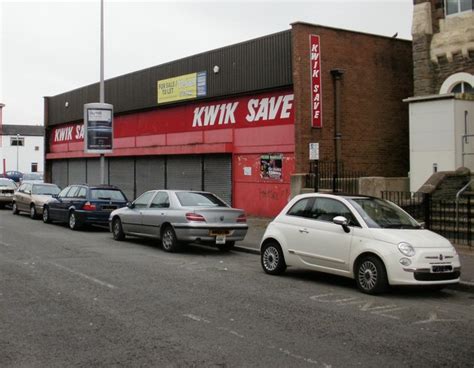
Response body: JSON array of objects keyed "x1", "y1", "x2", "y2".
[{"x1": 84, "y1": 102, "x2": 113, "y2": 153}]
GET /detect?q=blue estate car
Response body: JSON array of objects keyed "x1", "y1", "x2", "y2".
[{"x1": 42, "y1": 184, "x2": 128, "y2": 230}]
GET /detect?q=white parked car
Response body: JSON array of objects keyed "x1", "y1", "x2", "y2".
[{"x1": 260, "y1": 193, "x2": 461, "y2": 294}]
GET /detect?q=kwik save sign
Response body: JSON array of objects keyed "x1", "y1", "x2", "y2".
[
  {"x1": 51, "y1": 90, "x2": 294, "y2": 145},
  {"x1": 310, "y1": 34, "x2": 322, "y2": 128}
]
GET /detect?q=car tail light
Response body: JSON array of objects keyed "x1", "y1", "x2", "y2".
[
  {"x1": 237, "y1": 214, "x2": 247, "y2": 223},
  {"x1": 82, "y1": 202, "x2": 97, "y2": 211},
  {"x1": 186, "y1": 213, "x2": 206, "y2": 222}
]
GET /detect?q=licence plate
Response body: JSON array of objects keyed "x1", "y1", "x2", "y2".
[
  {"x1": 101, "y1": 205, "x2": 117, "y2": 210},
  {"x1": 216, "y1": 235, "x2": 226, "y2": 244},
  {"x1": 432, "y1": 265, "x2": 452, "y2": 273},
  {"x1": 209, "y1": 230, "x2": 230, "y2": 236}
]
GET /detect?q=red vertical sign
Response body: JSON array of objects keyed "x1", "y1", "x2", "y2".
[{"x1": 310, "y1": 35, "x2": 322, "y2": 128}]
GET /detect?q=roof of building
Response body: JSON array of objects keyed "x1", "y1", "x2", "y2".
[{"x1": 0, "y1": 125, "x2": 44, "y2": 136}]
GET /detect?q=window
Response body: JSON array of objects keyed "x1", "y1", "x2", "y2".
[
  {"x1": 31, "y1": 163, "x2": 38, "y2": 172},
  {"x1": 133, "y1": 191, "x2": 155, "y2": 208},
  {"x1": 10, "y1": 137, "x2": 24, "y2": 146},
  {"x1": 175, "y1": 192, "x2": 227, "y2": 207},
  {"x1": 66, "y1": 186, "x2": 80, "y2": 198},
  {"x1": 150, "y1": 192, "x2": 170, "y2": 208},
  {"x1": 309, "y1": 198, "x2": 359, "y2": 225},
  {"x1": 58, "y1": 187, "x2": 71, "y2": 198},
  {"x1": 451, "y1": 81, "x2": 474, "y2": 93},
  {"x1": 35, "y1": 146, "x2": 39, "y2": 151},
  {"x1": 77, "y1": 187, "x2": 87, "y2": 199},
  {"x1": 287, "y1": 198, "x2": 314, "y2": 218},
  {"x1": 446, "y1": 0, "x2": 473, "y2": 15}
]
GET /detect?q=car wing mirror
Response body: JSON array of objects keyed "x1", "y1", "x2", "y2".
[
  {"x1": 52, "y1": 194, "x2": 59, "y2": 199},
  {"x1": 126, "y1": 202, "x2": 135, "y2": 209},
  {"x1": 333, "y1": 216, "x2": 351, "y2": 233}
]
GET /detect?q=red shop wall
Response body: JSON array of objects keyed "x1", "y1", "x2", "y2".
[{"x1": 233, "y1": 153, "x2": 295, "y2": 218}]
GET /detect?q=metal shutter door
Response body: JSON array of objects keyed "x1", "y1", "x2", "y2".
[
  {"x1": 68, "y1": 159, "x2": 86, "y2": 185},
  {"x1": 167, "y1": 155, "x2": 202, "y2": 191},
  {"x1": 86, "y1": 158, "x2": 109, "y2": 186},
  {"x1": 109, "y1": 157, "x2": 135, "y2": 201},
  {"x1": 51, "y1": 160, "x2": 68, "y2": 189},
  {"x1": 204, "y1": 154, "x2": 232, "y2": 205},
  {"x1": 135, "y1": 157, "x2": 165, "y2": 198}
]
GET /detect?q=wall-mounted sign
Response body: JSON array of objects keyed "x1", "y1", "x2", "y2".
[
  {"x1": 260, "y1": 154, "x2": 283, "y2": 180},
  {"x1": 84, "y1": 102, "x2": 113, "y2": 153},
  {"x1": 244, "y1": 167, "x2": 252, "y2": 176},
  {"x1": 310, "y1": 34, "x2": 322, "y2": 128},
  {"x1": 157, "y1": 71, "x2": 207, "y2": 104},
  {"x1": 309, "y1": 142, "x2": 319, "y2": 160},
  {"x1": 50, "y1": 90, "x2": 294, "y2": 148}
]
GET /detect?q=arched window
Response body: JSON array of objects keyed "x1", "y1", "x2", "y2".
[
  {"x1": 439, "y1": 72, "x2": 474, "y2": 94},
  {"x1": 450, "y1": 82, "x2": 474, "y2": 93}
]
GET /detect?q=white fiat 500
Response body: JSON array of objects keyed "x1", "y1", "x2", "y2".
[{"x1": 260, "y1": 193, "x2": 461, "y2": 294}]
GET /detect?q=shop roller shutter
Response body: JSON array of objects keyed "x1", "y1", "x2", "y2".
[
  {"x1": 68, "y1": 159, "x2": 86, "y2": 185},
  {"x1": 86, "y1": 158, "x2": 109, "y2": 186},
  {"x1": 203, "y1": 154, "x2": 232, "y2": 205},
  {"x1": 135, "y1": 157, "x2": 165, "y2": 198},
  {"x1": 51, "y1": 160, "x2": 68, "y2": 189},
  {"x1": 167, "y1": 155, "x2": 202, "y2": 191},
  {"x1": 109, "y1": 158, "x2": 135, "y2": 201}
]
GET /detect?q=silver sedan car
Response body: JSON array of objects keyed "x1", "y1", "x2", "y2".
[{"x1": 109, "y1": 190, "x2": 248, "y2": 252}]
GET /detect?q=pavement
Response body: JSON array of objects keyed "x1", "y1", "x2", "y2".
[{"x1": 236, "y1": 217, "x2": 474, "y2": 293}]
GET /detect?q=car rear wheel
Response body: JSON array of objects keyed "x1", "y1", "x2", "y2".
[
  {"x1": 112, "y1": 217, "x2": 125, "y2": 241},
  {"x1": 68, "y1": 211, "x2": 82, "y2": 230},
  {"x1": 42, "y1": 206, "x2": 51, "y2": 223},
  {"x1": 161, "y1": 225, "x2": 180, "y2": 253},
  {"x1": 30, "y1": 204, "x2": 37, "y2": 219},
  {"x1": 261, "y1": 241, "x2": 286, "y2": 275},
  {"x1": 12, "y1": 202, "x2": 19, "y2": 215},
  {"x1": 355, "y1": 256, "x2": 388, "y2": 295},
  {"x1": 217, "y1": 241, "x2": 235, "y2": 252}
]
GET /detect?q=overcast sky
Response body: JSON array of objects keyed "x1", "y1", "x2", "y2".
[{"x1": 0, "y1": 0, "x2": 413, "y2": 126}]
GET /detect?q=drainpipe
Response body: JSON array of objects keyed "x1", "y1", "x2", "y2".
[{"x1": 331, "y1": 69, "x2": 345, "y2": 178}]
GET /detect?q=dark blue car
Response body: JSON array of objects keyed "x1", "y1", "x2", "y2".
[{"x1": 42, "y1": 184, "x2": 128, "y2": 230}]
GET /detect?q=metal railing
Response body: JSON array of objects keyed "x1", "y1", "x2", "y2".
[
  {"x1": 306, "y1": 161, "x2": 365, "y2": 194},
  {"x1": 382, "y1": 191, "x2": 473, "y2": 247}
]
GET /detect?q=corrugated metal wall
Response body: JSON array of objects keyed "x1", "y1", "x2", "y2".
[
  {"x1": 50, "y1": 154, "x2": 232, "y2": 203},
  {"x1": 46, "y1": 31, "x2": 292, "y2": 126},
  {"x1": 135, "y1": 157, "x2": 165, "y2": 197},
  {"x1": 203, "y1": 155, "x2": 232, "y2": 205}
]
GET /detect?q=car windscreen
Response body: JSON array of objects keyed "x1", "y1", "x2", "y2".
[
  {"x1": 32, "y1": 185, "x2": 60, "y2": 195},
  {"x1": 348, "y1": 198, "x2": 421, "y2": 229},
  {"x1": 0, "y1": 179, "x2": 16, "y2": 188},
  {"x1": 90, "y1": 189, "x2": 126, "y2": 201},
  {"x1": 176, "y1": 192, "x2": 227, "y2": 207}
]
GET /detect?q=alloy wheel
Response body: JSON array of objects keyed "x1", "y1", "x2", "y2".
[
  {"x1": 262, "y1": 246, "x2": 280, "y2": 272},
  {"x1": 358, "y1": 260, "x2": 378, "y2": 291}
]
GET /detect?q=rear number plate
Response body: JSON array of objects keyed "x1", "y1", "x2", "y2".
[
  {"x1": 432, "y1": 265, "x2": 452, "y2": 273},
  {"x1": 101, "y1": 205, "x2": 117, "y2": 210}
]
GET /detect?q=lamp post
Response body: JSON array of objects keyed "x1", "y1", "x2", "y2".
[{"x1": 16, "y1": 133, "x2": 20, "y2": 171}]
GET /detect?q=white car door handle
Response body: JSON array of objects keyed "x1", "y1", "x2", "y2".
[{"x1": 299, "y1": 228, "x2": 309, "y2": 234}]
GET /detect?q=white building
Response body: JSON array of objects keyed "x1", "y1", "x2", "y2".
[{"x1": 0, "y1": 104, "x2": 44, "y2": 174}]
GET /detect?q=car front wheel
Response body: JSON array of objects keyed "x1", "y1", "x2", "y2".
[
  {"x1": 161, "y1": 225, "x2": 180, "y2": 253},
  {"x1": 261, "y1": 241, "x2": 286, "y2": 275},
  {"x1": 43, "y1": 206, "x2": 51, "y2": 223},
  {"x1": 112, "y1": 217, "x2": 125, "y2": 241},
  {"x1": 30, "y1": 204, "x2": 37, "y2": 219},
  {"x1": 355, "y1": 256, "x2": 388, "y2": 295}
]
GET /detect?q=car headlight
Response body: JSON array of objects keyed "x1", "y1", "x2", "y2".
[{"x1": 398, "y1": 242, "x2": 415, "y2": 257}]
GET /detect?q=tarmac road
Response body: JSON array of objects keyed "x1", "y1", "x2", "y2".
[{"x1": 1, "y1": 210, "x2": 474, "y2": 367}]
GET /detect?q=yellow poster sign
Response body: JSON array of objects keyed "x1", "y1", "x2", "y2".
[{"x1": 157, "y1": 73, "x2": 198, "y2": 104}]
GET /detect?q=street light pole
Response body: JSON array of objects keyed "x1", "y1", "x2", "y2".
[
  {"x1": 16, "y1": 133, "x2": 20, "y2": 171},
  {"x1": 99, "y1": 0, "x2": 105, "y2": 184}
]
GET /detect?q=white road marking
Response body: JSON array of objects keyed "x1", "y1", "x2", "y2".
[
  {"x1": 414, "y1": 312, "x2": 459, "y2": 324},
  {"x1": 183, "y1": 314, "x2": 211, "y2": 323},
  {"x1": 49, "y1": 262, "x2": 117, "y2": 290}
]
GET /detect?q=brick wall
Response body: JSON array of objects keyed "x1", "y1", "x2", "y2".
[{"x1": 291, "y1": 23, "x2": 413, "y2": 177}]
